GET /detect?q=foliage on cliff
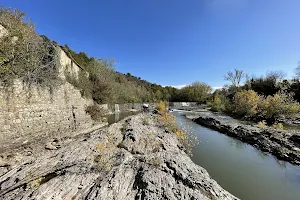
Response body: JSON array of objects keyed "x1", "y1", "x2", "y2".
[{"x1": 0, "y1": 7, "x2": 60, "y2": 87}]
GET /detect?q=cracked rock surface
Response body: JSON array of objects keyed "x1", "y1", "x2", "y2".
[{"x1": 0, "y1": 113, "x2": 238, "y2": 200}]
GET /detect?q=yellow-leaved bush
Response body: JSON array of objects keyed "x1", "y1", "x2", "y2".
[
  {"x1": 156, "y1": 100, "x2": 166, "y2": 113},
  {"x1": 233, "y1": 90, "x2": 261, "y2": 117},
  {"x1": 156, "y1": 102, "x2": 199, "y2": 156},
  {"x1": 232, "y1": 90, "x2": 300, "y2": 123}
]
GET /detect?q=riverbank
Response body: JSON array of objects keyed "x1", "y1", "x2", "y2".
[
  {"x1": 185, "y1": 110, "x2": 300, "y2": 166},
  {"x1": 0, "y1": 113, "x2": 237, "y2": 200}
]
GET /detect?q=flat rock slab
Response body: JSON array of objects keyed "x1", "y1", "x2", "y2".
[{"x1": 0, "y1": 113, "x2": 237, "y2": 200}]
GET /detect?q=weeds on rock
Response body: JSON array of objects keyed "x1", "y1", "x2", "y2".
[
  {"x1": 94, "y1": 142, "x2": 115, "y2": 171},
  {"x1": 30, "y1": 177, "x2": 43, "y2": 188},
  {"x1": 257, "y1": 120, "x2": 267, "y2": 128},
  {"x1": 156, "y1": 101, "x2": 167, "y2": 113},
  {"x1": 142, "y1": 116, "x2": 150, "y2": 125},
  {"x1": 272, "y1": 123, "x2": 284, "y2": 130},
  {"x1": 149, "y1": 157, "x2": 163, "y2": 167},
  {"x1": 156, "y1": 102, "x2": 199, "y2": 156},
  {"x1": 86, "y1": 104, "x2": 107, "y2": 122}
]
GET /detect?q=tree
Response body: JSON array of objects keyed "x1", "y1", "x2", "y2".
[
  {"x1": 178, "y1": 82, "x2": 212, "y2": 103},
  {"x1": 224, "y1": 69, "x2": 245, "y2": 87},
  {"x1": 0, "y1": 7, "x2": 59, "y2": 86},
  {"x1": 248, "y1": 71, "x2": 286, "y2": 97},
  {"x1": 209, "y1": 93, "x2": 225, "y2": 112},
  {"x1": 295, "y1": 62, "x2": 300, "y2": 79},
  {"x1": 257, "y1": 91, "x2": 300, "y2": 124},
  {"x1": 266, "y1": 70, "x2": 286, "y2": 82},
  {"x1": 233, "y1": 90, "x2": 261, "y2": 117}
]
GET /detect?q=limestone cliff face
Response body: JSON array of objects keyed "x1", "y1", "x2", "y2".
[{"x1": 0, "y1": 113, "x2": 238, "y2": 200}]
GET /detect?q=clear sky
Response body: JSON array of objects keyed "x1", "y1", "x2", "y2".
[{"x1": 1, "y1": 0, "x2": 300, "y2": 88}]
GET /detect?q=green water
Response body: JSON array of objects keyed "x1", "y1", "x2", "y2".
[{"x1": 173, "y1": 111, "x2": 300, "y2": 200}]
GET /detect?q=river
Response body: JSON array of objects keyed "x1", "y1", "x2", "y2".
[
  {"x1": 173, "y1": 110, "x2": 300, "y2": 200},
  {"x1": 106, "y1": 111, "x2": 140, "y2": 125}
]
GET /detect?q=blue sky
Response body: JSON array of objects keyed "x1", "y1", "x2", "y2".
[{"x1": 2, "y1": 0, "x2": 300, "y2": 88}]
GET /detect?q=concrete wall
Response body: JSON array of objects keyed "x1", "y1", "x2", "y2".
[
  {"x1": 98, "y1": 103, "x2": 156, "y2": 114},
  {"x1": 169, "y1": 102, "x2": 198, "y2": 109},
  {"x1": 57, "y1": 47, "x2": 88, "y2": 80}
]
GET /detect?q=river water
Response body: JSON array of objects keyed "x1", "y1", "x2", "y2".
[
  {"x1": 106, "y1": 111, "x2": 140, "y2": 125},
  {"x1": 173, "y1": 111, "x2": 300, "y2": 200}
]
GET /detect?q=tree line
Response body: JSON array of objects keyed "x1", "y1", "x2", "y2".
[
  {"x1": 209, "y1": 68, "x2": 300, "y2": 125},
  {"x1": 0, "y1": 7, "x2": 213, "y2": 104},
  {"x1": 2, "y1": 6, "x2": 300, "y2": 127}
]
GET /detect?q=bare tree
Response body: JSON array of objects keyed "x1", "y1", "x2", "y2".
[
  {"x1": 266, "y1": 70, "x2": 286, "y2": 82},
  {"x1": 224, "y1": 69, "x2": 245, "y2": 87}
]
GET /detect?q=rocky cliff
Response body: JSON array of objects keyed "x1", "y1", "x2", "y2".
[{"x1": 0, "y1": 113, "x2": 237, "y2": 200}]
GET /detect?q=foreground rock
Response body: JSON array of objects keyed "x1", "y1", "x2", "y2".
[
  {"x1": 186, "y1": 111, "x2": 300, "y2": 166},
  {"x1": 0, "y1": 113, "x2": 237, "y2": 200}
]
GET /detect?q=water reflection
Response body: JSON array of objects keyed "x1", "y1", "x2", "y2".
[
  {"x1": 106, "y1": 111, "x2": 139, "y2": 125},
  {"x1": 226, "y1": 137, "x2": 246, "y2": 150},
  {"x1": 252, "y1": 147, "x2": 269, "y2": 160}
]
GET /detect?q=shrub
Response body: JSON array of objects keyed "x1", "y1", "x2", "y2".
[
  {"x1": 158, "y1": 112, "x2": 198, "y2": 156},
  {"x1": 233, "y1": 90, "x2": 261, "y2": 117},
  {"x1": 0, "y1": 7, "x2": 60, "y2": 86},
  {"x1": 65, "y1": 68, "x2": 92, "y2": 98},
  {"x1": 86, "y1": 104, "x2": 107, "y2": 121},
  {"x1": 257, "y1": 120, "x2": 267, "y2": 127},
  {"x1": 156, "y1": 101, "x2": 167, "y2": 113},
  {"x1": 272, "y1": 123, "x2": 284, "y2": 130},
  {"x1": 159, "y1": 113, "x2": 177, "y2": 133},
  {"x1": 209, "y1": 94, "x2": 225, "y2": 112},
  {"x1": 257, "y1": 91, "x2": 300, "y2": 124},
  {"x1": 150, "y1": 157, "x2": 163, "y2": 167}
]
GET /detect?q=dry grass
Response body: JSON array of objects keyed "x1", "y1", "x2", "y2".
[
  {"x1": 257, "y1": 120, "x2": 267, "y2": 128},
  {"x1": 272, "y1": 123, "x2": 284, "y2": 130},
  {"x1": 156, "y1": 102, "x2": 198, "y2": 156},
  {"x1": 94, "y1": 142, "x2": 116, "y2": 171},
  {"x1": 150, "y1": 157, "x2": 163, "y2": 167},
  {"x1": 156, "y1": 101, "x2": 167, "y2": 113}
]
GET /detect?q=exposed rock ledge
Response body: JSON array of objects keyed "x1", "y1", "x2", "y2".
[
  {"x1": 0, "y1": 113, "x2": 237, "y2": 200},
  {"x1": 186, "y1": 111, "x2": 300, "y2": 166}
]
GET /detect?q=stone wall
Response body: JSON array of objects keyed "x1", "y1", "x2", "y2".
[
  {"x1": 0, "y1": 80, "x2": 101, "y2": 153},
  {"x1": 0, "y1": 46, "x2": 99, "y2": 153}
]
